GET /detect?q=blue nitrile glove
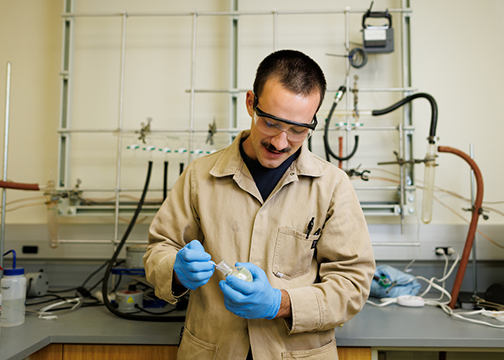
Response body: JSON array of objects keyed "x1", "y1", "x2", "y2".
[
  {"x1": 173, "y1": 240, "x2": 215, "y2": 291},
  {"x1": 370, "y1": 265, "x2": 421, "y2": 298},
  {"x1": 219, "y1": 262, "x2": 281, "y2": 320}
]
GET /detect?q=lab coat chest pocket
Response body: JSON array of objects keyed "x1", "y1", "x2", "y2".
[{"x1": 272, "y1": 227, "x2": 316, "y2": 280}]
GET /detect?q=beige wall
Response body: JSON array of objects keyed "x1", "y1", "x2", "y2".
[
  {"x1": 411, "y1": 0, "x2": 504, "y2": 226},
  {"x1": 0, "y1": 0, "x2": 62, "y2": 223},
  {"x1": 0, "y1": 0, "x2": 502, "y2": 234}
]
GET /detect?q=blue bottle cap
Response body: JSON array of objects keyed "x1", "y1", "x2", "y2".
[
  {"x1": 4, "y1": 267, "x2": 24, "y2": 276},
  {"x1": 2, "y1": 249, "x2": 24, "y2": 276}
]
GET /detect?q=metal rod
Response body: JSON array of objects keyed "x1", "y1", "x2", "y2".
[
  {"x1": 371, "y1": 242, "x2": 420, "y2": 247},
  {"x1": 344, "y1": 6, "x2": 351, "y2": 168},
  {"x1": 331, "y1": 126, "x2": 413, "y2": 131},
  {"x1": 186, "y1": 88, "x2": 248, "y2": 93},
  {"x1": 57, "y1": 128, "x2": 223, "y2": 134},
  {"x1": 188, "y1": 12, "x2": 198, "y2": 161},
  {"x1": 58, "y1": 1, "x2": 74, "y2": 189},
  {"x1": 230, "y1": 0, "x2": 239, "y2": 132},
  {"x1": 62, "y1": 8, "x2": 412, "y2": 18},
  {"x1": 354, "y1": 186, "x2": 405, "y2": 191},
  {"x1": 114, "y1": 13, "x2": 127, "y2": 247},
  {"x1": 1, "y1": 62, "x2": 12, "y2": 271},
  {"x1": 401, "y1": 0, "x2": 414, "y2": 207},
  {"x1": 347, "y1": 87, "x2": 416, "y2": 93},
  {"x1": 401, "y1": 0, "x2": 412, "y2": 94},
  {"x1": 325, "y1": 110, "x2": 371, "y2": 117},
  {"x1": 273, "y1": 11, "x2": 278, "y2": 51},
  {"x1": 398, "y1": 123, "x2": 405, "y2": 233},
  {"x1": 57, "y1": 185, "x2": 412, "y2": 192},
  {"x1": 57, "y1": 124, "x2": 414, "y2": 134},
  {"x1": 58, "y1": 187, "x2": 164, "y2": 192},
  {"x1": 469, "y1": 144, "x2": 478, "y2": 296},
  {"x1": 58, "y1": 239, "x2": 148, "y2": 245},
  {"x1": 186, "y1": 87, "x2": 417, "y2": 93}
]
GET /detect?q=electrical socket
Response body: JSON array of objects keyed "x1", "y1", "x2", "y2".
[{"x1": 435, "y1": 247, "x2": 454, "y2": 255}]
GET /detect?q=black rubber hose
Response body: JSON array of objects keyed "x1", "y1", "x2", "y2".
[
  {"x1": 163, "y1": 160, "x2": 169, "y2": 201},
  {"x1": 324, "y1": 133, "x2": 360, "y2": 162},
  {"x1": 372, "y1": 92, "x2": 438, "y2": 143},
  {"x1": 323, "y1": 86, "x2": 347, "y2": 161},
  {"x1": 322, "y1": 86, "x2": 361, "y2": 162},
  {"x1": 102, "y1": 161, "x2": 185, "y2": 322}
]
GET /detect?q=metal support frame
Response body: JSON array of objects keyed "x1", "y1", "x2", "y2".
[
  {"x1": 469, "y1": 144, "x2": 478, "y2": 295},
  {"x1": 230, "y1": 0, "x2": 239, "y2": 135},
  {"x1": 1, "y1": 62, "x2": 12, "y2": 271},
  {"x1": 57, "y1": 2, "x2": 415, "y2": 245},
  {"x1": 401, "y1": 0, "x2": 414, "y2": 231},
  {"x1": 338, "y1": 1, "x2": 414, "y2": 232},
  {"x1": 58, "y1": 0, "x2": 74, "y2": 189}
]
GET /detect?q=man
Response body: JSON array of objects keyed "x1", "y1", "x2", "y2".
[{"x1": 144, "y1": 49, "x2": 375, "y2": 359}]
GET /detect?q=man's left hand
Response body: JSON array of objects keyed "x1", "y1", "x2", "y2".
[{"x1": 219, "y1": 262, "x2": 281, "y2": 320}]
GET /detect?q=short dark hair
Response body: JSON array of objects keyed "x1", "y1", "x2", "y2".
[{"x1": 253, "y1": 49, "x2": 327, "y2": 110}]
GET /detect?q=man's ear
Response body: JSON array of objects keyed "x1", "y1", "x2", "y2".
[{"x1": 245, "y1": 90, "x2": 255, "y2": 117}]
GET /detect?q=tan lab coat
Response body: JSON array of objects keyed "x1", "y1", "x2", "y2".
[{"x1": 144, "y1": 130, "x2": 375, "y2": 359}]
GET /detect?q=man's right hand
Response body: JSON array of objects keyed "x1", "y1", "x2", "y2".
[{"x1": 173, "y1": 240, "x2": 215, "y2": 291}]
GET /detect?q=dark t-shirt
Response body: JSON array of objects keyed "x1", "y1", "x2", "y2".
[{"x1": 239, "y1": 140, "x2": 300, "y2": 201}]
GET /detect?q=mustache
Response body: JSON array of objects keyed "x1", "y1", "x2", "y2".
[{"x1": 261, "y1": 140, "x2": 292, "y2": 153}]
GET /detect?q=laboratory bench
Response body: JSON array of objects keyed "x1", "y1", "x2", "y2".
[{"x1": 0, "y1": 303, "x2": 503, "y2": 360}]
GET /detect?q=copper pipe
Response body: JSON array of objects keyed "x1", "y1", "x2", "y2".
[
  {"x1": 438, "y1": 146, "x2": 484, "y2": 309},
  {"x1": 0, "y1": 181, "x2": 39, "y2": 191},
  {"x1": 338, "y1": 136, "x2": 343, "y2": 169}
]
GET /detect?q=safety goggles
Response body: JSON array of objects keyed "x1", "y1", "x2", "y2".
[{"x1": 253, "y1": 96, "x2": 317, "y2": 141}]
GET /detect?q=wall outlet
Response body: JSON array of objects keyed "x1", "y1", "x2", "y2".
[{"x1": 435, "y1": 247, "x2": 453, "y2": 255}]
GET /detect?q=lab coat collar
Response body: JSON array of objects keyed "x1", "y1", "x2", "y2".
[{"x1": 209, "y1": 130, "x2": 324, "y2": 179}]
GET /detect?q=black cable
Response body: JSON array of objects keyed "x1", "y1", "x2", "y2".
[
  {"x1": 101, "y1": 161, "x2": 185, "y2": 322},
  {"x1": 372, "y1": 93, "x2": 438, "y2": 143},
  {"x1": 163, "y1": 160, "x2": 169, "y2": 200},
  {"x1": 26, "y1": 277, "x2": 33, "y2": 298},
  {"x1": 81, "y1": 301, "x2": 104, "y2": 308},
  {"x1": 87, "y1": 278, "x2": 104, "y2": 293},
  {"x1": 47, "y1": 259, "x2": 120, "y2": 298},
  {"x1": 348, "y1": 48, "x2": 368, "y2": 68},
  {"x1": 326, "y1": 49, "x2": 367, "y2": 69},
  {"x1": 81, "y1": 260, "x2": 110, "y2": 288},
  {"x1": 111, "y1": 274, "x2": 123, "y2": 293},
  {"x1": 47, "y1": 287, "x2": 79, "y2": 293},
  {"x1": 134, "y1": 304, "x2": 177, "y2": 315},
  {"x1": 87, "y1": 260, "x2": 125, "y2": 293}
]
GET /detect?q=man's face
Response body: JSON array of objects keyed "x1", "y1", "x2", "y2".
[{"x1": 243, "y1": 79, "x2": 320, "y2": 169}]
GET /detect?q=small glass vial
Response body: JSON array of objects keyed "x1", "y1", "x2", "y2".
[{"x1": 213, "y1": 260, "x2": 253, "y2": 282}]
